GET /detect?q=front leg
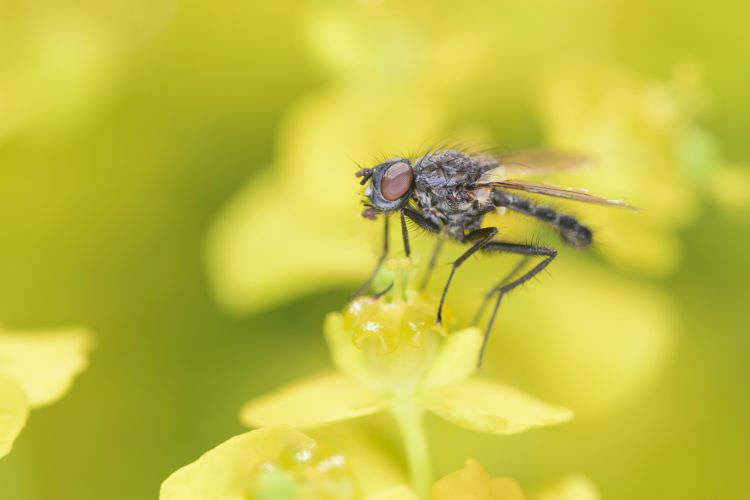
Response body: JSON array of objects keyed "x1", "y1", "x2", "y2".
[
  {"x1": 352, "y1": 215, "x2": 389, "y2": 297},
  {"x1": 352, "y1": 209, "x2": 424, "y2": 297},
  {"x1": 400, "y1": 209, "x2": 411, "y2": 257},
  {"x1": 402, "y1": 207, "x2": 444, "y2": 288}
]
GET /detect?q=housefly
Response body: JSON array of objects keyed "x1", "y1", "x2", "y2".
[{"x1": 354, "y1": 148, "x2": 634, "y2": 364}]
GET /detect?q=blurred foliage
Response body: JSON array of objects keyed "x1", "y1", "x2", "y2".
[{"x1": 0, "y1": 0, "x2": 749, "y2": 499}]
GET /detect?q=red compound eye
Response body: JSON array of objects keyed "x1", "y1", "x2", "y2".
[{"x1": 381, "y1": 162, "x2": 413, "y2": 201}]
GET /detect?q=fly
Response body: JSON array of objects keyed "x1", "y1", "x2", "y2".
[{"x1": 354, "y1": 148, "x2": 635, "y2": 365}]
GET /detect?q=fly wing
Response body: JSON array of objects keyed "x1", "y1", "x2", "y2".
[
  {"x1": 478, "y1": 149, "x2": 591, "y2": 180},
  {"x1": 477, "y1": 179, "x2": 637, "y2": 209}
]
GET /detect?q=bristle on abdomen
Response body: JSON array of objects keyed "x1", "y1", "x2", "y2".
[{"x1": 491, "y1": 190, "x2": 593, "y2": 248}]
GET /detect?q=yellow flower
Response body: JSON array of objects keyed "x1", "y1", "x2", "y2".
[
  {"x1": 241, "y1": 259, "x2": 571, "y2": 495},
  {"x1": 160, "y1": 427, "x2": 353, "y2": 499},
  {"x1": 0, "y1": 325, "x2": 93, "y2": 459},
  {"x1": 242, "y1": 296, "x2": 570, "y2": 434},
  {"x1": 159, "y1": 427, "x2": 592, "y2": 500},
  {"x1": 160, "y1": 426, "x2": 409, "y2": 500}
]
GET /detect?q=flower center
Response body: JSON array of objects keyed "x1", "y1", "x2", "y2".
[
  {"x1": 342, "y1": 258, "x2": 447, "y2": 396},
  {"x1": 248, "y1": 441, "x2": 356, "y2": 500}
]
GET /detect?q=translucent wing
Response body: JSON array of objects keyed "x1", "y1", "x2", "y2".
[
  {"x1": 480, "y1": 149, "x2": 591, "y2": 179},
  {"x1": 476, "y1": 179, "x2": 637, "y2": 209}
]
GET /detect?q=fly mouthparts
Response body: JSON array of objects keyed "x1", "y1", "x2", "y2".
[
  {"x1": 361, "y1": 207, "x2": 380, "y2": 220},
  {"x1": 355, "y1": 168, "x2": 373, "y2": 185}
]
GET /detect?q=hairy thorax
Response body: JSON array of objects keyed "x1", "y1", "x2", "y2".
[{"x1": 412, "y1": 150, "x2": 495, "y2": 240}]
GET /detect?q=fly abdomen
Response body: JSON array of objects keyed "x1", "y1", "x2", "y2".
[
  {"x1": 556, "y1": 214, "x2": 593, "y2": 248},
  {"x1": 491, "y1": 189, "x2": 593, "y2": 248}
]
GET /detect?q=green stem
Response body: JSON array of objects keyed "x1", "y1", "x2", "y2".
[{"x1": 391, "y1": 400, "x2": 432, "y2": 498}]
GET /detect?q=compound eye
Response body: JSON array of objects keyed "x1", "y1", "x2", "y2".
[{"x1": 381, "y1": 162, "x2": 413, "y2": 201}]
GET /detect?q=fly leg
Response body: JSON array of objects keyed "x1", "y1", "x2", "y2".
[
  {"x1": 436, "y1": 226, "x2": 498, "y2": 325},
  {"x1": 419, "y1": 233, "x2": 446, "y2": 290},
  {"x1": 400, "y1": 209, "x2": 411, "y2": 257},
  {"x1": 476, "y1": 242, "x2": 557, "y2": 366},
  {"x1": 403, "y1": 207, "x2": 441, "y2": 234},
  {"x1": 352, "y1": 215, "x2": 389, "y2": 297},
  {"x1": 353, "y1": 208, "x2": 435, "y2": 297},
  {"x1": 471, "y1": 256, "x2": 530, "y2": 324},
  {"x1": 403, "y1": 207, "x2": 444, "y2": 288}
]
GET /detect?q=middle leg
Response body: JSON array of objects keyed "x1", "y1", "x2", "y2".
[
  {"x1": 352, "y1": 215, "x2": 389, "y2": 297},
  {"x1": 419, "y1": 233, "x2": 446, "y2": 290},
  {"x1": 471, "y1": 255, "x2": 530, "y2": 325},
  {"x1": 402, "y1": 207, "x2": 444, "y2": 290},
  {"x1": 436, "y1": 226, "x2": 498, "y2": 324}
]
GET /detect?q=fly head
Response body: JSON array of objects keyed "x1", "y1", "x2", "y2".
[{"x1": 356, "y1": 157, "x2": 414, "y2": 217}]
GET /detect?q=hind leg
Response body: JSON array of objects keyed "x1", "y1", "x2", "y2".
[
  {"x1": 471, "y1": 256, "x2": 530, "y2": 324},
  {"x1": 419, "y1": 233, "x2": 446, "y2": 290},
  {"x1": 476, "y1": 242, "x2": 557, "y2": 366}
]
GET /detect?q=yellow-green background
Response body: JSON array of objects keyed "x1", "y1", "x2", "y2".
[{"x1": 1, "y1": 1, "x2": 748, "y2": 499}]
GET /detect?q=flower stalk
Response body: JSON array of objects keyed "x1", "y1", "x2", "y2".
[{"x1": 391, "y1": 398, "x2": 431, "y2": 498}]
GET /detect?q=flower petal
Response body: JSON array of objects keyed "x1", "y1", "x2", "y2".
[
  {"x1": 160, "y1": 427, "x2": 316, "y2": 500},
  {"x1": 419, "y1": 377, "x2": 572, "y2": 435},
  {"x1": 241, "y1": 372, "x2": 388, "y2": 429},
  {"x1": 421, "y1": 327, "x2": 482, "y2": 391},
  {"x1": 535, "y1": 475, "x2": 600, "y2": 500},
  {"x1": 0, "y1": 375, "x2": 29, "y2": 459},
  {"x1": 0, "y1": 327, "x2": 94, "y2": 408},
  {"x1": 324, "y1": 312, "x2": 380, "y2": 389}
]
